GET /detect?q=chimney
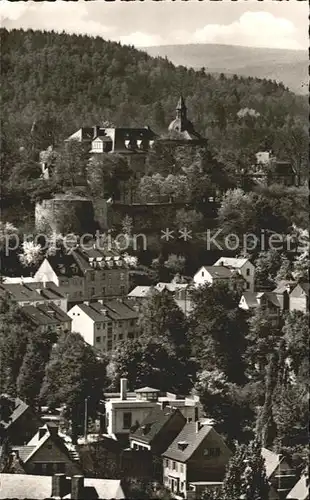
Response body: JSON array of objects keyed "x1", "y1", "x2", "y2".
[
  {"x1": 38, "y1": 426, "x2": 47, "y2": 440},
  {"x1": 71, "y1": 475, "x2": 84, "y2": 500},
  {"x1": 195, "y1": 421, "x2": 201, "y2": 433},
  {"x1": 120, "y1": 378, "x2": 127, "y2": 400},
  {"x1": 84, "y1": 301, "x2": 89, "y2": 306},
  {"x1": 52, "y1": 473, "x2": 69, "y2": 499},
  {"x1": 161, "y1": 401, "x2": 169, "y2": 411},
  {"x1": 98, "y1": 299, "x2": 104, "y2": 305}
]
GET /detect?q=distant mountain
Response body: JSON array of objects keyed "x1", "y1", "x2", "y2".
[{"x1": 142, "y1": 44, "x2": 308, "y2": 95}]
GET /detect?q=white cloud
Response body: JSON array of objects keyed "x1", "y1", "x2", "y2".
[
  {"x1": 191, "y1": 12, "x2": 302, "y2": 50},
  {"x1": 119, "y1": 32, "x2": 164, "y2": 48},
  {"x1": 0, "y1": 1, "x2": 115, "y2": 38}
]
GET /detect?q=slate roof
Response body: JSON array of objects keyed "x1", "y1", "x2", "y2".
[
  {"x1": 0, "y1": 473, "x2": 125, "y2": 499},
  {"x1": 22, "y1": 302, "x2": 71, "y2": 327},
  {"x1": 0, "y1": 396, "x2": 29, "y2": 430},
  {"x1": 214, "y1": 257, "x2": 249, "y2": 269},
  {"x1": 130, "y1": 406, "x2": 186, "y2": 445},
  {"x1": 71, "y1": 299, "x2": 138, "y2": 323},
  {"x1": 0, "y1": 282, "x2": 67, "y2": 302},
  {"x1": 162, "y1": 422, "x2": 213, "y2": 462},
  {"x1": 286, "y1": 475, "x2": 309, "y2": 500},
  {"x1": 199, "y1": 266, "x2": 234, "y2": 279}
]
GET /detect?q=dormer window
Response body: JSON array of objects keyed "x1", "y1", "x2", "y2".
[{"x1": 177, "y1": 441, "x2": 188, "y2": 451}]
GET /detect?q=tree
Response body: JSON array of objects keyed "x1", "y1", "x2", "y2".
[
  {"x1": 254, "y1": 250, "x2": 282, "y2": 290},
  {"x1": 175, "y1": 208, "x2": 203, "y2": 232},
  {"x1": 0, "y1": 298, "x2": 34, "y2": 394},
  {"x1": 107, "y1": 336, "x2": 195, "y2": 396},
  {"x1": 222, "y1": 440, "x2": 269, "y2": 500},
  {"x1": 40, "y1": 332, "x2": 107, "y2": 443},
  {"x1": 241, "y1": 439, "x2": 269, "y2": 500},
  {"x1": 282, "y1": 311, "x2": 309, "y2": 380},
  {"x1": 18, "y1": 240, "x2": 42, "y2": 267},
  {"x1": 16, "y1": 327, "x2": 57, "y2": 407},
  {"x1": 217, "y1": 188, "x2": 257, "y2": 238},
  {"x1": 245, "y1": 308, "x2": 280, "y2": 378},
  {"x1": 54, "y1": 140, "x2": 89, "y2": 188},
  {"x1": 256, "y1": 353, "x2": 278, "y2": 448},
  {"x1": 195, "y1": 369, "x2": 254, "y2": 444},
  {"x1": 164, "y1": 254, "x2": 186, "y2": 276},
  {"x1": 138, "y1": 288, "x2": 190, "y2": 357},
  {"x1": 189, "y1": 282, "x2": 247, "y2": 384}
]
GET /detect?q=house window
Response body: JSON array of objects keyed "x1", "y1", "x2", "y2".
[
  {"x1": 123, "y1": 412, "x2": 132, "y2": 429},
  {"x1": 96, "y1": 336, "x2": 101, "y2": 343},
  {"x1": 246, "y1": 282, "x2": 250, "y2": 289},
  {"x1": 180, "y1": 464, "x2": 184, "y2": 473},
  {"x1": 204, "y1": 447, "x2": 220, "y2": 458},
  {"x1": 201, "y1": 271, "x2": 204, "y2": 277},
  {"x1": 246, "y1": 268, "x2": 250, "y2": 276},
  {"x1": 120, "y1": 273, "x2": 125, "y2": 281},
  {"x1": 165, "y1": 459, "x2": 169, "y2": 468},
  {"x1": 172, "y1": 461, "x2": 176, "y2": 470},
  {"x1": 55, "y1": 463, "x2": 66, "y2": 473},
  {"x1": 102, "y1": 287, "x2": 106, "y2": 295},
  {"x1": 119, "y1": 333, "x2": 123, "y2": 340},
  {"x1": 107, "y1": 340, "x2": 113, "y2": 350},
  {"x1": 90, "y1": 272, "x2": 95, "y2": 281},
  {"x1": 90, "y1": 288, "x2": 95, "y2": 296},
  {"x1": 180, "y1": 482, "x2": 184, "y2": 491}
]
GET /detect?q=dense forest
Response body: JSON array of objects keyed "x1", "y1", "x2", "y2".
[{"x1": 1, "y1": 28, "x2": 308, "y2": 190}]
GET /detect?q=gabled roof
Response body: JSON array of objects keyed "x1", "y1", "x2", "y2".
[
  {"x1": 263, "y1": 292, "x2": 281, "y2": 308},
  {"x1": 162, "y1": 422, "x2": 213, "y2": 462},
  {"x1": 240, "y1": 292, "x2": 259, "y2": 309},
  {"x1": 273, "y1": 280, "x2": 297, "y2": 294},
  {"x1": 70, "y1": 299, "x2": 138, "y2": 323},
  {"x1": 0, "y1": 473, "x2": 125, "y2": 500},
  {"x1": 14, "y1": 424, "x2": 74, "y2": 465},
  {"x1": 130, "y1": 406, "x2": 186, "y2": 445},
  {"x1": 155, "y1": 282, "x2": 189, "y2": 293},
  {"x1": 291, "y1": 282, "x2": 309, "y2": 297},
  {"x1": 0, "y1": 396, "x2": 29, "y2": 430},
  {"x1": 197, "y1": 266, "x2": 234, "y2": 279},
  {"x1": 128, "y1": 286, "x2": 152, "y2": 298},
  {"x1": 214, "y1": 257, "x2": 250, "y2": 269},
  {"x1": 287, "y1": 475, "x2": 309, "y2": 500},
  {"x1": 22, "y1": 302, "x2": 71, "y2": 327},
  {"x1": 261, "y1": 447, "x2": 285, "y2": 478}
]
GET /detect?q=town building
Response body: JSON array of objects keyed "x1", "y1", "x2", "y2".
[
  {"x1": 272, "y1": 281, "x2": 297, "y2": 312},
  {"x1": 129, "y1": 406, "x2": 186, "y2": 454},
  {"x1": 213, "y1": 257, "x2": 255, "y2": 292},
  {"x1": 65, "y1": 125, "x2": 157, "y2": 156},
  {"x1": 104, "y1": 379, "x2": 202, "y2": 440},
  {"x1": 34, "y1": 246, "x2": 130, "y2": 305},
  {"x1": 167, "y1": 96, "x2": 206, "y2": 144},
  {"x1": 12, "y1": 424, "x2": 81, "y2": 477},
  {"x1": 262, "y1": 447, "x2": 296, "y2": 500},
  {"x1": 239, "y1": 291, "x2": 281, "y2": 325},
  {"x1": 0, "y1": 281, "x2": 68, "y2": 311},
  {"x1": 0, "y1": 473, "x2": 125, "y2": 499},
  {"x1": 249, "y1": 151, "x2": 297, "y2": 187},
  {"x1": 22, "y1": 302, "x2": 72, "y2": 333},
  {"x1": 289, "y1": 282, "x2": 309, "y2": 313},
  {"x1": 193, "y1": 265, "x2": 245, "y2": 290},
  {"x1": 162, "y1": 421, "x2": 232, "y2": 498},
  {"x1": 0, "y1": 395, "x2": 43, "y2": 446},
  {"x1": 67, "y1": 299, "x2": 138, "y2": 352},
  {"x1": 127, "y1": 282, "x2": 193, "y2": 315}
]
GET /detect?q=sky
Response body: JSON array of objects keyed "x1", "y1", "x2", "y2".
[{"x1": 0, "y1": 0, "x2": 308, "y2": 51}]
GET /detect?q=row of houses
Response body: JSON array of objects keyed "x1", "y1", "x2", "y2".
[{"x1": 0, "y1": 389, "x2": 307, "y2": 500}]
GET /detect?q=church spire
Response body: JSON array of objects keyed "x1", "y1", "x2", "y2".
[
  {"x1": 176, "y1": 95, "x2": 186, "y2": 111},
  {"x1": 175, "y1": 95, "x2": 187, "y2": 123}
]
